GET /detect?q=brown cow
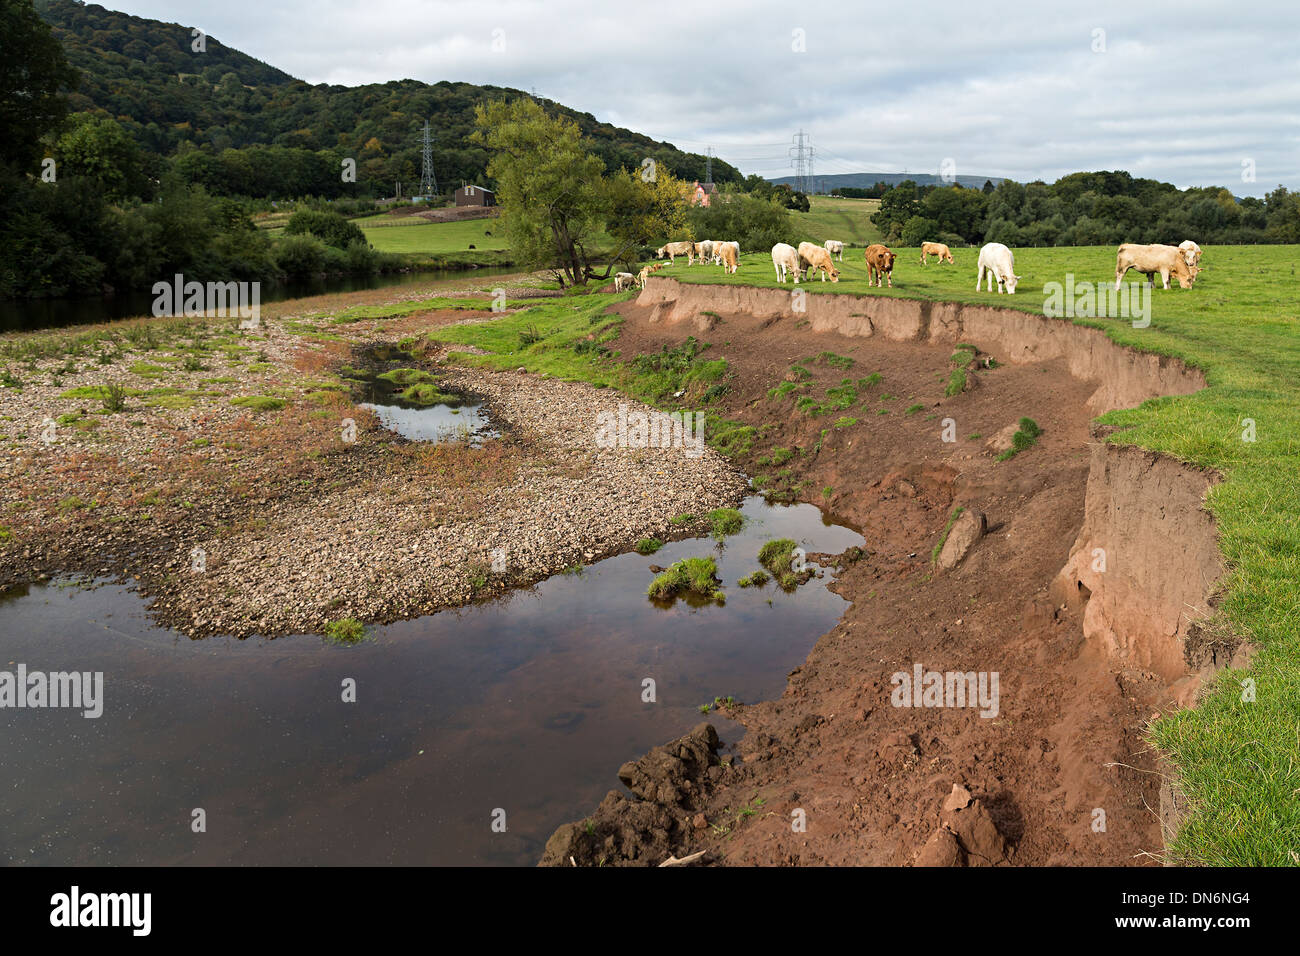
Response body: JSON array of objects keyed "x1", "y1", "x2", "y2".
[
  {"x1": 864, "y1": 244, "x2": 897, "y2": 288},
  {"x1": 920, "y1": 241, "x2": 954, "y2": 265}
]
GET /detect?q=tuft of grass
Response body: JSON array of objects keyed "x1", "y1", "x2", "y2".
[
  {"x1": 230, "y1": 395, "x2": 286, "y2": 412},
  {"x1": 996, "y1": 417, "x2": 1042, "y2": 461},
  {"x1": 635, "y1": 538, "x2": 663, "y2": 555},
  {"x1": 707, "y1": 507, "x2": 744, "y2": 539},
  {"x1": 905, "y1": 403, "x2": 924, "y2": 415},
  {"x1": 944, "y1": 368, "x2": 967, "y2": 397},
  {"x1": 647, "y1": 556, "x2": 723, "y2": 602},
  {"x1": 737, "y1": 570, "x2": 769, "y2": 587},
  {"x1": 324, "y1": 617, "x2": 368, "y2": 645}
]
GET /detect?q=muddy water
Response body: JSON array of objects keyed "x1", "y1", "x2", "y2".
[{"x1": 0, "y1": 497, "x2": 860, "y2": 865}]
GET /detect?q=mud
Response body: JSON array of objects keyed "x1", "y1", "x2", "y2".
[{"x1": 541, "y1": 279, "x2": 1224, "y2": 867}]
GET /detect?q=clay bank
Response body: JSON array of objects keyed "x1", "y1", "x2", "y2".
[{"x1": 540, "y1": 277, "x2": 1237, "y2": 867}]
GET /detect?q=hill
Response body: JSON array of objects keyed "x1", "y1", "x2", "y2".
[
  {"x1": 769, "y1": 172, "x2": 1004, "y2": 192},
  {"x1": 34, "y1": 0, "x2": 740, "y2": 194}
]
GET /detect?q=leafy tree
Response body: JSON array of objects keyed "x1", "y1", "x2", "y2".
[
  {"x1": 901, "y1": 215, "x2": 940, "y2": 247},
  {"x1": 603, "y1": 167, "x2": 692, "y2": 271},
  {"x1": 473, "y1": 98, "x2": 606, "y2": 286},
  {"x1": 54, "y1": 112, "x2": 149, "y2": 202},
  {"x1": 1, "y1": 0, "x2": 78, "y2": 170}
]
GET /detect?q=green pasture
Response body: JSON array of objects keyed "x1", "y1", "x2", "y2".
[
  {"x1": 788, "y1": 195, "x2": 882, "y2": 248},
  {"x1": 665, "y1": 242, "x2": 1300, "y2": 866},
  {"x1": 358, "y1": 216, "x2": 512, "y2": 254}
]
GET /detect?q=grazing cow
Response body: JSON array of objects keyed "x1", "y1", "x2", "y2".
[
  {"x1": 718, "y1": 242, "x2": 739, "y2": 274},
  {"x1": 655, "y1": 240, "x2": 695, "y2": 263},
  {"x1": 798, "y1": 241, "x2": 840, "y2": 282},
  {"x1": 975, "y1": 242, "x2": 1020, "y2": 294},
  {"x1": 693, "y1": 240, "x2": 714, "y2": 265},
  {"x1": 613, "y1": 272, "x2": 635, "y2": 292},
  {"x1": 824, "y1": 239, "x2": 845, "y2": 261},
  {"x1": 1178, "y1": 239, "x2": 1202, "y2": 268},
  {"x1": 717, "y1": 240, "x2": 739, "y2": 266},
  {"x1": 771, "y1": 243, "x2": 801, "y2": 283},
  {"x1": 636, "y1": 266, "x2": 651, "y2": 289},
  {"x1": 920, "y1": 241, "x2": 954, "y2": 265},
  {"x1": 1115, "y1": 243, "x2": 1196, "y2": 290},
  {"x1": 863, "y1": 243, "x2": 897, "y2": 288}
]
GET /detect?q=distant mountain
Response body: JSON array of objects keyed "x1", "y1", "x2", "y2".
[
  {"x1": 769, "y1": 172, "x2": 1005, "y2": 191},
  {"x1": 34, "y1": 0, "x2": 739, "y2": 193}
]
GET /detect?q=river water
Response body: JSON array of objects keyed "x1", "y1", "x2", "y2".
[
  {"x1": 0, "y1": 496, "x2": 860, "y2": 865},
  {"x1": 0, "y1": 267, "x2": 520, "y2": 334}
]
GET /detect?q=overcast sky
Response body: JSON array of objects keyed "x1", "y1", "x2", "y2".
[{"x1": 108, "y1": 1, "x2": 1298, "y2": 195}]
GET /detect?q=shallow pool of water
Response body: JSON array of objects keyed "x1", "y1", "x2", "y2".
[
  {"x1": 360, "y1": 400, "x2": 498, "y2": 445},
  {"x1": 0, "y1": 497, "x2": 861, "y2": 865}
]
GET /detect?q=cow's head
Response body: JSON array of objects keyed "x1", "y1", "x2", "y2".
[
  {"x1": 829, "y1": 264, "x2": 840, "y2": 282},
  {"x1": 1006, "y1": 274, "x2": 1021, "y2": 294},
  {"x1": 655, "y1": 246, "x2": 666, "y2": 259},
  {"x1": 884, "y1": 252, "x2": 897, "y2": 272}
]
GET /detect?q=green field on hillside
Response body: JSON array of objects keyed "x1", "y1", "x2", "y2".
[
  {"x1": 358, "y1": 216, "x2": 512, "y2": 254},
  {"x1": 664, "y1": 243, "x2": 1300, "y2": 866},
  {"x1": 789, "y1": 195, "x2": 883, "y2": 248}
]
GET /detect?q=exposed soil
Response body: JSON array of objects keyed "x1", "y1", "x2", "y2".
[{"x1": 542, "y1": 292, "x2": 1211, "y2": 867}]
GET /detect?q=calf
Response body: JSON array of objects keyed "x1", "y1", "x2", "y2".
[
  {"x1": 864, "y1": 243, "x2": 897, "y2": 288},
  {"x1": 771, "y1": 243, "x2": 800, "y2": 283},
  {"x1": 975, "y1": 242, "x2": 1019, "y2": 294},
  {"x1": 920, "y1": 241, "x2": 954, "y2": 265},
  {"x1": 1115, "y1": 243, "x2": 1195, "y2": 290}
]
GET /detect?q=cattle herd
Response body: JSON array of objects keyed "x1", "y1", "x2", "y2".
[{"x1": 636, "y1": 237, "x2": 1206, "y2": 295}]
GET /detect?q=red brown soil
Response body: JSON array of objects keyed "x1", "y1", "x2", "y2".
[{"x1": 543, "y1": 297, "x2": 1180, "y2": 867}]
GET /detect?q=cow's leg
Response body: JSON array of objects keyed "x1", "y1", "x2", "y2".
[
  {"x1": 1114, "y1": 265, "x2": 1126, "y2": 292},
  {"x1": 1160, "y1": 268, "x2": 1170, "y2": 290},
  {"x1": 886, "y1": 271, "x2": 892, "y2": 288},
  {"x1": 976, "y1": 266, "x2": 983, "y2": 291}
]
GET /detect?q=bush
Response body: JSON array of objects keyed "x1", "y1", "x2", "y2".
[
  {"x1": 272, "y1": 233, "x2": 331, "y2": 278},
  {"x1": 284, "y1": 209, "x2": 367, "y2": 249}
]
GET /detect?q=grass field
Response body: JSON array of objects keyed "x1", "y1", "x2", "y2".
[
  {"x1": 659, "y1": 242, "x2": 1300, "y2": 866},
  {"x1": 789, "y1": 195, "x2": 882, "y2": 248},
  {"x1": 357, "y1": 216, "x2": 512, "y2": 254}
]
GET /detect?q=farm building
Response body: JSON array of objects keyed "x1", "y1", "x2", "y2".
[
  {"x1": 691, "y1": 181, "x2": 716, "y2": 207},
  {"x1": 455, "y1": 184, "x2": 496, "y2": 207}
]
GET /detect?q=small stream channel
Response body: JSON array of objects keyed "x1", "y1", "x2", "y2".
[{"x1": 0, "y1": 497, "x2": 861, "y2": 865}]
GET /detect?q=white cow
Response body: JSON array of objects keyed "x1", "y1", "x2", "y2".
[
  {"x1": 824, "y1": 239, "x2": 844, "y2": 261},
  {"x1": 1178, "y1": 240, "x2": 1202, "y2": 268},
  {"x1": 613, "y1": 272, "x2": 635, "y2": 292},
  {"x1": 976, "y1": 242, "x2": 1020, "y2": 294},
  {"x1": 771, "y1": 243, "x2": 800, "y2": 283}
]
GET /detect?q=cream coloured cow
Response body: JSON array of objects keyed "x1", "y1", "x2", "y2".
[
  {"x1": 1178, "y1": 240, "x2": 1202, "y2": 268},
  {"x1": 1115, "y1": 243, "x2": 1195, "y2": 290},
  {"x1": 976, "y1": 242, "x2": 1020, "y2": 294},
  {"x1": 655, "y1": 241, "x2": 695, "y2": 263},
  {"x1": 771, "y1": 243, "x2": 800, "y2": 283},
  {"x1": 824, "y1": 239, "x2": 845, "y2": 261},
  {"x1": 920, "y1": 241, "x2": 954, "y2": 265},
  {"x1": 798, "y1": 241, "x2": 840, "y2": 282},
  {"x1": 613, "y1": 272, "x2": 635, "y2": 292},
  {"x1": 717, "y1": 242, "x2": 739, "y2": 274},
  {"x1": 692, "y1": 240, "x2": 714, "y2": 265}
]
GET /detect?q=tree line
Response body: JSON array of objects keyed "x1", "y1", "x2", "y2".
[{"x1": 870, "y1": 172, "x2": 1300, "y2": 248}]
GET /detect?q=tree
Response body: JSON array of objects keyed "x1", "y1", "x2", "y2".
[
  {"x1": 55, "y1": 112, "x2": 148, "y2": 202},
  {"x1": 603, "y1": 167, "x2": 692, "y2": 271},
  {"x1": 0, "y1": 0, "x2": 79, "y2": 170},
  {"x1": 901, "y1": 216, "x2": 940, "y2": 248},
  {"x1": 472, "y1": 98, "x2": 606, "y2": 286}
]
